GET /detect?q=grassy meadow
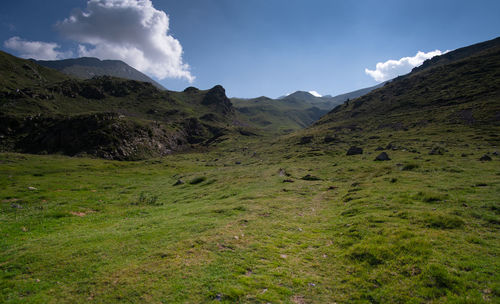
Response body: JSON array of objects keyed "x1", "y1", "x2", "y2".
[{"x1": 1, "y1": 128, "x2": 499, "y2": 303}]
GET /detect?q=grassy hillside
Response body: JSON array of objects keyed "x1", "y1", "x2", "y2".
[
  {"x1": 324, "y1": 82, "x2": 385, "y2": 104},
  {"x1": 0, "y1": 51, "x2": 68, "y2": 91},
  {"x1": 232, "y1": 96, "x2": 330, "y2": 134},
  {"x1": 0, "y1": 133, "x2": 498, "y2": 303},
  {"x1": 0, "y1": 51, "x2": 242, "y2": 160},
  {"x1": 314, "y1": 37, "x2": 500, "y2": 131}
]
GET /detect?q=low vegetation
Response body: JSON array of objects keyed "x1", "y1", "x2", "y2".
[{"x1": 1, "y1": 126, "x2": 499, "y2": 302}]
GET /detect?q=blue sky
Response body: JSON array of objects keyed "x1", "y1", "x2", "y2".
[{"x1": 1, "y1": 0, "x2": 500, "y2": 98}]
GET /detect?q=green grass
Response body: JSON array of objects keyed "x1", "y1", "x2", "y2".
[{"x1": 1, "y1": 129, "x2": 499, "y2": 303}]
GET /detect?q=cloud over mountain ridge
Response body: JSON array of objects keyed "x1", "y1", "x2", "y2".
[
  {"x1": 365, "y1": 49, "x2": 448, "y2": 82},
  {"x1": 3, "y1": 0, "x2": 194, "y2": 82}
]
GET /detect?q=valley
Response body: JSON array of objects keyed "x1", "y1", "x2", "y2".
[{"x1": 0, "y1": 36, "x2": 499, "y2": 303}]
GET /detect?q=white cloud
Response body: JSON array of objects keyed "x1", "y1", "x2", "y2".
[
  {"x1": 3, "y1": 36, "x2": 71, "y2": 60},
  {"x1": 365, "y1": 50, "x2": 448, "y2": 82},
  {"x1": 308, "y1": 90, "x2": 322, "y2": 97},
  {"x1": 56, "y1": 0, "x2": 194, "y2": 82}
]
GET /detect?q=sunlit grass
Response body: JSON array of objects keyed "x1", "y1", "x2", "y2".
[{"x1": 1, "y1": 127, "x2": 499, "y2": 303}]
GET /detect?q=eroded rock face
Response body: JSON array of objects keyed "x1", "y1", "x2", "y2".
[
  {"x1": 181, "y1": 117, "x2": 211, "y2": 144},
  {"x1": 299, "y1": 136, "x2": 313, "y2": 144},
  {"x1": 79, "y1": 85, "x2": 105, "y2": 99},
  {"x1": 0, "y1": 82, "x2": 235, "y2": 160},
  {"x1": 0, "y1": 113, "x2": 188, "y2": 160}
]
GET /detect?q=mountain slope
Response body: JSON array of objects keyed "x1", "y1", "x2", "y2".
[
  {"x1": 311, "y1": 37, "x2": 500, "y2": 135},
  {"x1": 232, "y1": 84, "x2": 384, "y2": 134},
  {"x1": 0, "y1": 51, "x2": 238, "y2": 160},
  {"x1": 233, "y1": 95, "x2": 328, "y2": 134},
  {"x1": 0, "y1": 50, "x2": 69, "y2": 90},
  {"x1": 324, "y1": 82, "x2": 385, "y2": 104},
  {"x1": 35, "y1": 57, "x2": 165, "y2": 90}
]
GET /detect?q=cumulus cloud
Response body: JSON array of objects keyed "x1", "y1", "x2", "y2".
[
  {"x1": 56, "y1": 0, "x2": 194, "y2": 82},
  {"x1": 3, "y1": 36, "x2": 71, "y2": 60},
  {"x1": 365, "y1": 50, "x2": 448, "y2": 82}
]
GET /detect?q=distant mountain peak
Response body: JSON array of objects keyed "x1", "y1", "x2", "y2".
[
  {"x1": 308, "y1": 90, "x2": 322, "y2": 97},
  {"x1": 283, "y1": 91, "x2": 317, "y2": 100},
  {"x1": 34, "y1": 57, "x2": 165, "y2": 90}
]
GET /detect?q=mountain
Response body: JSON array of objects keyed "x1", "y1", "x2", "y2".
[
  {"x1": 232, "y1": 84, "x2": 384, "y2": 134},
  {"x1": 232, "y1": 95, "x2": 329, "y2": 134},
  {"x1": 280, "y1": 91, "x2": 322, "y2": 102},
  {"x1": 300, "y1": 36, "x2": 500, "y2": 146},
  {"x1": 35, "y1": 57, "x2": 166, "y2": 90},
  {"x1": 281, "y1": 83, "x2": 385, "y2": 104},
  {"x1": 0, "y1": 50, "x2": 68, "y2": 90},
  {"x1": 325, "y1": 82, "x2": 386, "y2": 104},
  {"x1": 0, "y1": 50, "x2": 239, "y2": 160}
]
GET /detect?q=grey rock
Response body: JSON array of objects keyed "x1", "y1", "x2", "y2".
[
  {"x1": 173, "y1": 179, "x2": 185, "y2": 186},
  {"x1": 346, "y1": 146, "x2": 363, "y2": 155},
  {"x1": 479, "y1": 154, "x2": 492, "y2": 161},
  {"x1": 374, "y1": 152, "x2": 391, "y2": 161}
]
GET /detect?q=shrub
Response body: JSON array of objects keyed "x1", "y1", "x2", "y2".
[{"x1": 134, "y1": 191, "x2": 161, "y2": 206}]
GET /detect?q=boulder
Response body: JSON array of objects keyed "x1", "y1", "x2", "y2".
[
  {"x1": 324, "y1": 135, "x2": 336, "y2": 143},
  {"x1": 278, "y1": 168, "x2": 290, "y2": 177},
  {"x1": 374, "y1": 152, "x2": 390, "y2": 161},
  {"x1": 479, "y1": 154, "x2": 492, "y2": 161},
  {"x1": 301, "y1": 174, "x2": 321, "y2": 181},
  {"x1": 173, "y1": 179, "x2": 185, "y2": 186},
  {"x1": 346, "y1": 146, "x2": 363, "y2": 155},
  {"x1": 429, "y1": 146, "x2": 446, "y2": 155}
]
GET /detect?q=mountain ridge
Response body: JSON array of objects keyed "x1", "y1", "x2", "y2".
[
  {"x1": 315, "y1": 36, "x2": 500, "y2": 129},
  {"x1": 292, "y1": 36, "x2": 500, "y2": 151},
  {"x1": 232, "y1": 83, "x2": 385, "y2": 133},
  {"x1": 35, "y1": 57, "x2": 166, "y2": 90},
  {"x1": 0, "y1": 50, "x2": 241, "y2": 160}
]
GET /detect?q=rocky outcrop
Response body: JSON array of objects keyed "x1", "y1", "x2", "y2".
[
  {"x1": 0, "y1": 113, "x2": 188, "y2": 160},
  {"x1": 183, "y1": 86, "x2": 200, "y2": 93},
  {"x1": 202, "y1": 85, "x2": 234, "y2": 114}
]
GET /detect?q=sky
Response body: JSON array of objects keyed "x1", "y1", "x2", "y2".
[{"x1": 1, "y1": 0, "x2": 500, "y2": 98}]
